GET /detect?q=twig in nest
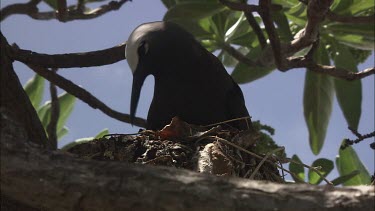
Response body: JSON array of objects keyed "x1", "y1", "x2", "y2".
[
  {"x1": 205, "y1": 136, "x2": 298, "y2": 181},
  {"x1": 248, "y1": 147, "x2": 285, "y2": 180},
  {"x1": 203, "y1": 116, "x2": 252, "y2": 130},
  {"x1": 212, "y1": 136, "x2": 333, "y2": 185}
]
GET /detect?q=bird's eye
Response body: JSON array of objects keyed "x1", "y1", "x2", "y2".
[{"x1": 138, "y1": 41, "x2": 149, "y2": 57}]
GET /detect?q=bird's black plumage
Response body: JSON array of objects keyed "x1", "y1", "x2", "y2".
[{"x1": 126, "y1": 21, "x2": 251, "y2": 130}]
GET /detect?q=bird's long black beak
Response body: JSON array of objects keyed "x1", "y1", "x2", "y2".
[{"x1": 130, "y1": 71, "x2": 147, "y2": 125}]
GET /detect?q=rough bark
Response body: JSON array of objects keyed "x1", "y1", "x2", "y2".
[
  {"x1": 0, "y1": 32, "x2": 50, "y2": 149},
  {"x1": 1, "y1": 118, "x2": 374, "y2": 211}
]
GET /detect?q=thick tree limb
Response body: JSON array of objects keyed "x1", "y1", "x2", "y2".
[
  {"x1": 9, "y1": 43, "x2": 126, "y2": 68},
  {"x1": 0, "y1": 0, "x2": 41, "y2": 21},
  {"x1": 1, "y1": 114, "x2": 374, "y2": 210},
  {"x1": 0, "y1": 32, "x2": 50, "y2": 149},
  {"x1": 1, "y1": 0, "x2": 130, "y2": 22}
]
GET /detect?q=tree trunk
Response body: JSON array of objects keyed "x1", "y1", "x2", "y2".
[{"x1": 1, "y1": 33, "x2": 374, "y2": 211}]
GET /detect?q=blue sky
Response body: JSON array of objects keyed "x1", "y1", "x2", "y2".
[{"x1": 1, "y1": 0, "x2": 374, "y2": 181}]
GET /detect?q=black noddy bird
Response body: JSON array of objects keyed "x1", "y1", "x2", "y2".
[{"x1": 125, "y1": 21, "x2": 251, "y2": 130}]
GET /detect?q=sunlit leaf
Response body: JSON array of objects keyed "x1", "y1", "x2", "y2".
[
  {"x1": 57, "y1": 126, "x2": 69, "y2": 140},
  {"x1": 272, "y1": 10, "x2": 293, "y2": 41},
  {"x1": 94, "y1": 128, "x2": 109, "y2": 139},
  {"x1": 231, "y1": 45, "x2": 275, "y2": 83},
  {"x1": 24, "y1": 74, "x2": 45, "y2": 109},
  {"x1": 334, "y1": 34, "x2": 375, "y2": 50},
  {"x1": 60, "y1": 137, "x2": 93, "y2": 151},
  {"x1": 308, "y1": 158, "x2": 334, "y2": 185},
  {"x1": 330, "y1": 0, "x2": 353, "y2": 14},
  {"x1": 347, "y1": 0, "x2": 375, "y2": 15},
  {"x1": 333, "y1": 43, "x2": 362, "y2": 130},
  {"x1": 303, "y1": 43, "x2": 334, "y2": 155},
  {"x1": 163, "y1": 2, "x2": 225, "y2": 21},
  {"x1": 289, "y1": 154, "x2": 305, "y2": 183},
  {"x1": 60, "y1": 128, "x2": 108, "y2": 151},
  {"x1": 218, "y1": 47, "x2": 249, "y2": 67},
  {"x1": 331, "y1": 170, "x2": 360, "y2": 186},
  {"x1": 336, "y1": 140, "x2": 371, "y2": 185},
  {"x1": 37, "y1": 92, "x2": 76, "y2": 135}
]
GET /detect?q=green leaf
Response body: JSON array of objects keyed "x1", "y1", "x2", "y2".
[
  {"x1": 56, "y1": 92, "x2": 76, "y2": 131},
  {"x1": 303, "y1": 43, "x2": 334, "y2": 155},
  {"x1": 289, "y1": 154, "x2": 305, "y2": 183},
  {"x1": 231, "y1": 45, "x2": 275, "y2": 83},
  {"x1": 334, "y1": 34, "x2": 374, "y2": 50},
  {"x1": 24, "y1": 74, "x2": 45, "y2": 109},
  {"x1": 336, "y1": 140, "x2": 371, "y2": 185},
  {"x1": 170, "y1": 19, "x2": 213, "y2": 40},
  {"x1": 331, "y1": 170, "x2": 360, "y2": 186},
  {"x1": 43, "y1": 0, "x2": 58, "y2": 9},
  {"x1": 163, "y1": 2, "x2": 225, "y2": 21},
  {"x1": 325, "y1": 24, "x2": 375, "y2": 41},
  {"x1": 330, "y1": 0, "x2": 353, "y2": 14},
  {"x1": 161, "y1": 0, "x2": 177, "y2": 8},
  {"x1": 57, "y1": 126, "x2": 69, "y2": 140},
  {"x1": 333, "y1": 44, "x2": 362, "y2": 130},
  {"x1": 272, "y1": 10, "x2": 293, "y2": 42},
  {"x1": 38, "y1": 101, "x2": 52, "y2": 129},
  {"x1": 308, "y1": 158, "x2": 334, "y2": 185},
  {"x1": 37, "y1": 92, "x2": 76, "y2": 135},
  {"x1": 94, "y1": 128, "x2": 109, "y2": 139},
  {"x1": 218, "y1": 47, "x2": 249, "y2": 67},
  {"x1": 347, "y1": 0, "x2": 375, "y2": 15},
  {"x1": 60, "y1": 137, "x2": 93, "y2": 151},
  {"x1": 60, "y1": 128, "x2": 108, "y2": 151}
]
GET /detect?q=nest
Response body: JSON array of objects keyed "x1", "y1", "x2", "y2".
[{"x1": 67, "y1": 117, "x2": 284, "y2": 182}]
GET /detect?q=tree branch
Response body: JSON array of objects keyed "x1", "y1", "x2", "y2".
[
  {"x1": 0, "y1": 0, "x2": 41, "y2": 21},
  {"x1": 27, "y1": 65, "x2": 147, "y2": 128},
  {"x1": 287, "y1": 0, "x2": 333, "y2": 55},
  {"x1": 259, "y1": 0, "x2": 284, "y2": 69},
  {"x1": 1, "y1": 0, "x2": 130, "y2": 22},
  {"x1": 1, "y1": 121, "x2": 374, "y2": 210},
  {"x1": 221, "y1": 43, "x2": 256, "y2": 66},
  {"x1": 287, "y1": 57, "x2": 375, "y2": 80},
  {"x1": 46, "y1": 69, "x2": 59, "y2": 150},
  {"x1": 9, "y1": 43, "x2": 126, "y2": 68},
  {"x1": 1, "y1": 31, "x2": 50, "y2": 149},
  {"x1": 244, "y1": 12, "x2": 267, "y2": 49}
]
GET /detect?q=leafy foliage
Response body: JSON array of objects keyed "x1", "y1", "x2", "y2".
[
  {"x1": 336, "y1": 140, "x2": 371, "y2": 185},
  {"x1": 161, "y1": 0, "x2": 374, "y2": 157},
  {"x1": 303, "y1": 43, "x2": 334, "y2": 155},
  {"x1": 61, "y1": 128, "x2": 109, "y2": 151},
  {"x1": 162, "y1": 0, "x2": 373, "y2": 185},
  {"x1": 24, "y1": 74, "x2": 76, "y2": 141}
]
